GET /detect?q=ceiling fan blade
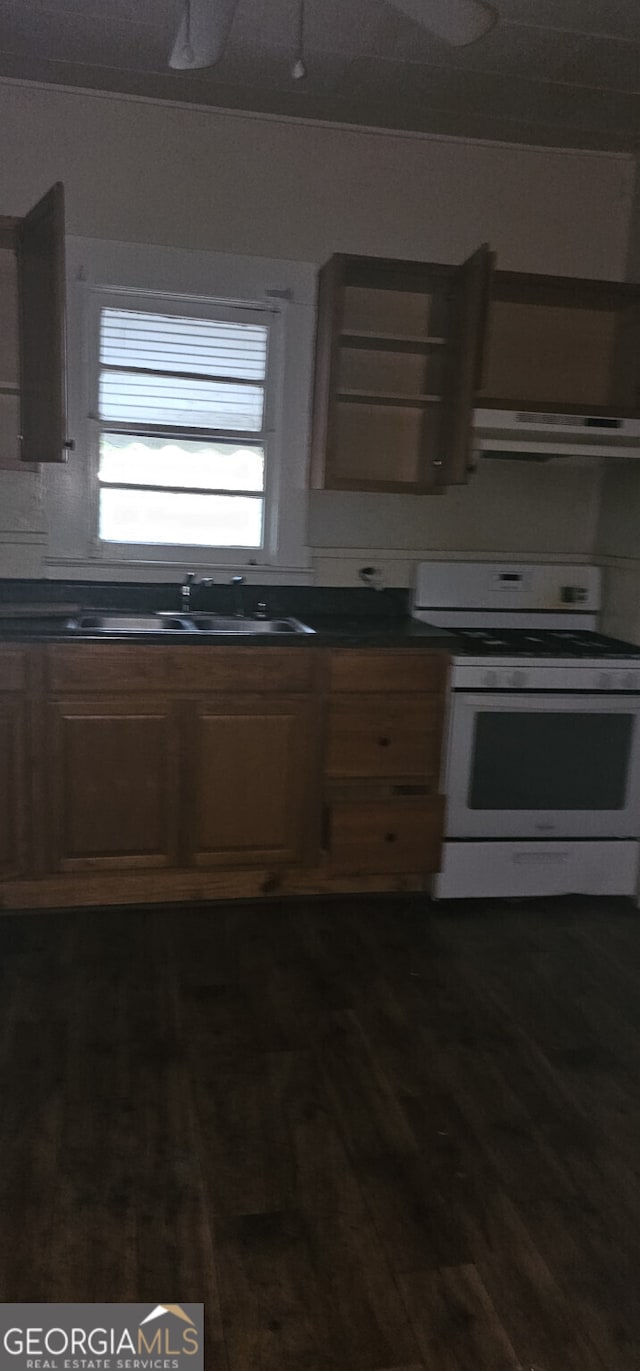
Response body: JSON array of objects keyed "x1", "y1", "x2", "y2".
[
  {"x1": 387, "y1": 0, "x2": 497, "y2": 46},
  {"x1": 169, "y1": 0, "x2": 239, "y2": 70}
]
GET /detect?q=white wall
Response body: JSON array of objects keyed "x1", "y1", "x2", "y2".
[
  {"x1": 0, "y1": 78, "x2": 634, "y2": 583},
  {"x1": 311, "y1": 460, "x2": 604, "y2": 585},
  {"x1": 594, "y1": 153, "x2": 640, "y2": 641}
]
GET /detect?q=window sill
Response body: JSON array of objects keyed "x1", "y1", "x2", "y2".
[{"x1": 43, "y1": 554, "x2": 314, "y2": 584}]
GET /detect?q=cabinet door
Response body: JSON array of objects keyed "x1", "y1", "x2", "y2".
[
  {"x1": 186, "y1": 695, "x2": 319, "y2": 868},
  {"x1": 0, "y1": 696, "x2": 26, "y2": 878},
  {"x1": 46, "y1": 695, "x2": 181, "y2": 873},
  {"x1": 310, "y1": 254, "x2": 345, "y2": 489},
  {"x1": 0, "y1": 237, "x2": 22, "y2": 472},
  {"x1": 17, "y1": 181, "x2": 69, "y2": 463},
  {"x1": 438, "y1": 242, "x2": 494, "y2": 486}
]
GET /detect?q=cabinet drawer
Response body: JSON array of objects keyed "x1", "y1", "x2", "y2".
[
  {"x1": 327, "y1": 796, "x2": 444, "y2": 874},
  {"x1": 46, "y1": 645, "x2": 173, "y2": 693},
  {"x1": 166, "y1": 647, "x2": 315, "y2": 694},
  {"x1": 0, "y1": 647, "x2": 27, "y2": 691},
  {"x1": 46, "y1": 645, "x2": 315, "y2": 694},
  {"x1": 327, "y1": 696, "x2": 442, "y2": 780},
  {"x1": 329, "y1": 649, "x2": 447, "y2": 695}
]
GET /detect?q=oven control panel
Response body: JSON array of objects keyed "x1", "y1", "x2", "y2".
[{"x1": 452, "y1": 662, "x2": 640, "y2": 691}]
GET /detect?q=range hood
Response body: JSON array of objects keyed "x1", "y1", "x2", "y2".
[{"x1": 473, "y1": 408, "x2": 640, "y2": 462}]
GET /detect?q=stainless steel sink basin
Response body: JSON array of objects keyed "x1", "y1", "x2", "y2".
[
  {"x1": 72, "y1": 614, "x2": 191, "y2": 633},
  {"x1": 184, "y1": 614, "x2": 315, "y2": 635},
  {"x1": 69, "y1": 612, "x2": 315, "y2": 636}
]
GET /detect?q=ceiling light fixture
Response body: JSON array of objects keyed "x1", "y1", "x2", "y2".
[
  {"x1": 167, "y1": 0, "x2": 497, "y2": 75},
  {"x1": 291, "y1": 0, "x2": 307, "y2": 80},
  {"x1": 169, "y1": 0, "x2": 239, "y2": 70},
  {"x1": 387, "y1": 0, "x2": 497, "y2": 47}
]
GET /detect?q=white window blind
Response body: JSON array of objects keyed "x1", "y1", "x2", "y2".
[{"x1": 97, "y1": 305, "x2": 270, "y2": 549}]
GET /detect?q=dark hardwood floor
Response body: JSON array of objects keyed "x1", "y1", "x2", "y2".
[{"x1": 2, "y1": 895, "x2": 640, "y2": 1370}]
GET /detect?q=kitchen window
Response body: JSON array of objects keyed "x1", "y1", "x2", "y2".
[
  {"x1": 48, "y1": 238, "x2": 316, "y2": 578},
  {"x1": 97, "y1": 300, "x2": 272, "y2": 550}
]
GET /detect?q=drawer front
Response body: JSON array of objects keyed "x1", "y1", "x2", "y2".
[
  {"x1": 327, "y1": 796, "x2": 444, "y2": 874},
  {"x1": 327, "y1": 696, "x2": 442, "y2": 780},
  {"x1": 0, "y1": 647, "x2": 27, "y2": 691},
  {"x1": 46, "y1": 645, "x2": 173, "y2": 693},
  {"x1": 167, "y1": 647, "x2": 314, "y2": 694},
  {"x1": 46, "y1": 645, "x2": 315, "y2": 694},
  {"x1": 329, "y1": 649, "x2": 447, "y2": 695}
]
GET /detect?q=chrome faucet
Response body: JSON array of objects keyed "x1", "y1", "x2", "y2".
[
  {"x1": 231, "y1": 575, "x2": 246, "y2": 618},
  {"x1": 181, "y1": 572, "x2": 196, "y2": 613},
  {"x1": 181, "y1": 572, "x2": 213, "y2": 613}
]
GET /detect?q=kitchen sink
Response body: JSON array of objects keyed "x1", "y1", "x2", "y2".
[
  {"x1": 69, "y1": 612, "x2": 315, "y2": 636},
  {"x1": 183, "y1": 614, "x2": 315, "y2": 635},
  {"x1": 71, "y1": 614, "x2": 191, "y2": 633}
]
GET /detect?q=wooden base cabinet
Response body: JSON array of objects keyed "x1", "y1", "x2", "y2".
[
  {"x1": 0, "y1": 649, "x2": 28, "y2": 879},
  {"x1": 0, "y1": 644, "x2": 449, "y2": 910},
  {"x1": 322, "y1": 649, "x2": 448, "y2": 879},
  {"x1": 39, "y1": 645, "x2": 320, "y2": 881},
  {"x1": 0, "y1": 695, "x2": 26, "y2": 879}
]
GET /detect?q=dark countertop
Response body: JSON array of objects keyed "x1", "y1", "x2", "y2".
[
  {"x1": 301, "y1": 615, "x2": 455, "y2": 648},
  {"x1": 0, "y1": 582, "x2": 457, "y2": 649},
  {"x1": 0, "y1": 614, "x2": 456, "y2": 649}
]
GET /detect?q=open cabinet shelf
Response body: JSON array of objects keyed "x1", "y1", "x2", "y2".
[
  {"x1": 339, "y1": 330, "x2": 447, "y2": 349},
  {"x1": 336, "y1": 390, "x2": 442, "y2": 405},
  {"x1": 310, "y1": 248, "x2": 493, "y2": 493}
]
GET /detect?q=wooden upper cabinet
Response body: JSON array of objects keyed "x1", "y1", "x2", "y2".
[
  {"x1": 478, "y1": 270, "x2": 640, "y2": 418},
  {"x1": 18, "y1": 182, "x2": 69, "y2": 462},
  {"x1": 0, "y1": 223, "x2": 21, "y2": 471},
  {"x1": 310, "y1": 245, "x2": 493, "y2": 493}
]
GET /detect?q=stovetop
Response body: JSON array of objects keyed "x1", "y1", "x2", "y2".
[{"x1": 454, "y1": 628, "x2": 640, "y2": 660}]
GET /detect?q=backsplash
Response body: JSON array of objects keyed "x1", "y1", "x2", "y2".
[{"x1": 0, "y1": 578, "x2": 410, "y2": 621}]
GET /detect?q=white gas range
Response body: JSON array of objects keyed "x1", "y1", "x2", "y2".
[{"x1": 412, "y1": 562, "x2": 640, "y2": 901}]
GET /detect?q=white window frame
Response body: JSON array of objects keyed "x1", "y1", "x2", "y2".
[
  {"x1": 89, "y1": 288, "x2": 275, "y2": 558},
  {"x1": 46, "y1": 237, "x2": 316, "y2": 580}
]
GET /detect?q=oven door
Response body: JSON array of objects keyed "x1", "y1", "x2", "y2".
[{"x1": 445, "y1": 691, "x2": 640, "y2": 839}]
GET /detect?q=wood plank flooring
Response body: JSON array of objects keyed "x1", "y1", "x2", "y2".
[{"x1": 1, "y1": 895, "x2": 640, "y2": 1369}]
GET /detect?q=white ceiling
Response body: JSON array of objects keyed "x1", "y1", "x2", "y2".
[{"x1": 1, "y1": 0, "x2": 640, "y2": 150}]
